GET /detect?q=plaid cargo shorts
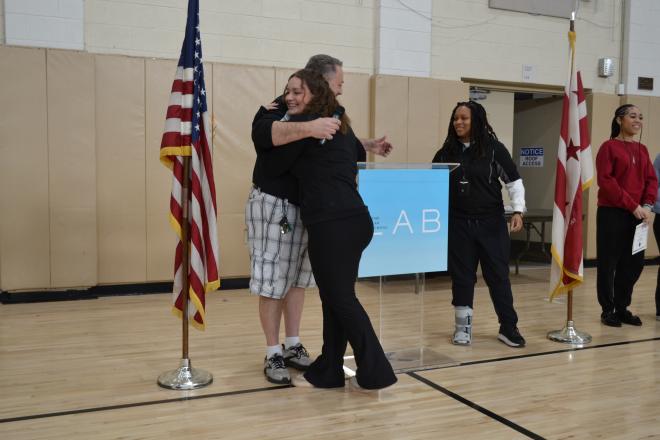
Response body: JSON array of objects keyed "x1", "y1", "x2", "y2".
[{"x1": 245, "y1": 187, "x2": 315, "y2": 299}]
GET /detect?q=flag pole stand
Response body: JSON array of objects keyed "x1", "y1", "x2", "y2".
[
  {"x1": 547, "y1": 289, "x2": 592, "y2": 345},
  {"x1": 158, "y1": 156, "x2": 213, "y2": 390}
]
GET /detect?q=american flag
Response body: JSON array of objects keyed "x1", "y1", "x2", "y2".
[
  {"x1": 549, "y1": 27, "x2": 593, "y2": 300},
  {"x1": 160, "y1": 0, "x2": 219, "y2": 330}
]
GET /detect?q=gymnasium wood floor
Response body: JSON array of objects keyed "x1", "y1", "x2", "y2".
[{"x1": 1, "y1": 266, "x2": 659, "y2": 439}]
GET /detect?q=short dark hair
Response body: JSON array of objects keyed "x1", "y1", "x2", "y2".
[{"x1": 305, "y1": 54, "x2": 343, "y2": 78}]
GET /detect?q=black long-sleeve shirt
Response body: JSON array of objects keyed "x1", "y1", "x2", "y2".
[
  {"x1": 250, "y1": 97, "x2": 366, "y2": 206},
  {"x1": 250, "y1": 97, "x2": 300, "y2": 204},
  {"x1": 432, "y1": 138, "x2": 521, "y2": 218},
  {"x1": 265, "y1": 113, "x2": 368, "y2": 225}
]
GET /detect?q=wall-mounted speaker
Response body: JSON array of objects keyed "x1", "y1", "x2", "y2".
[{"x1": 598, "y1": 58, "x2": 614, "y2": 77}]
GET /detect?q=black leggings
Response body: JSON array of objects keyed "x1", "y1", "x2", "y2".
[
  {"x1": 596, "y1": 207, "x2": 644, "y2": 314},
  {"x1": 303, "y1": 213, "x2": 397, "y2": 390}
]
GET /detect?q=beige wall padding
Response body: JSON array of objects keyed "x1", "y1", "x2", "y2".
[
  {"x1": 13, "y1": 45, "x2": 651, "y2": 288},
  {"x1": 47, "y1": 50, "x2": 98, "y2": 288},
  {"x1": 340, "y1": 73, "x2": 371, "y2": 141},
  {"x1": 275, "y1": 68, "x2": 297, "y2": 97},
  {"x1": 214, "y1": 64, "x2": 273, "y2": 216},
  {"x1": 407, "y1": 77, "x2": 442, "y2": 163},
  {"x1": 213, "y1": 64, "x2": 275, "y2": 277},
  {"x1": 218, "y1": 214, "x2": 252, "y2": 278},
  {"x1": 373, "y1": 75, "x2": 469, "y2": 164},
  {"x1": 420, "y1": 79, "x2": 471, "y2": 161},
  {"x1": 146, "y1": 59, "x2": 179, "y2": 282},
  {"x1": 0, "y1": 46, "x2": 50, "y2": 290},
  {"x1": 95, "y1": 55, "x2": 147, "y2": 284},
  {"x1": 373, "y1": 75, "x2": 409, "y2": 163},
  {"x1": 0, "y1": 47, "x2": 464, "y2": 290}
]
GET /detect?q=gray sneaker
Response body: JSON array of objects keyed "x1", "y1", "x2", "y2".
[
  {"x1": 282, "y1": 343, "x2": 312, "y2": 370},
  {"x1": 264, "y1": 353, "x2": 291, "y2": 384}
]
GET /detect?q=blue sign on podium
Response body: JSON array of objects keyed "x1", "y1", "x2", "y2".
[{"x1": 357, "y1": 164, "x2": 452, "y2": 277}]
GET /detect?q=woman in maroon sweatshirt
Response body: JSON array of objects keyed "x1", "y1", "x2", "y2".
[{"x1": 596, "y1": 104, "x2": 657, "y2": 327}]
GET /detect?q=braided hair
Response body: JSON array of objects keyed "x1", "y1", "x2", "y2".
[{"x1": 440, "y1": 100, "x2": 497, "y2": 159}]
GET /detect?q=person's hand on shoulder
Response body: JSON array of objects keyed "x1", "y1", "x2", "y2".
[{"x1": 263, "y1": 101, "x2": 279, "y2": 111}]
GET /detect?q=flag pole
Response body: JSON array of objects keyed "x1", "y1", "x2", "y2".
[
  {"x1": 547, "y1": 10, "x2": 592, "y2": 346},
  {"x1": 180, "y1": 155, "x2": 192, "y2": 361},
  {"x1": 157, "y1": 156, "x2": 213, "y2": 389},
  {"x1": 548, "y1": 288, "x2": 591, "y2": 345}
]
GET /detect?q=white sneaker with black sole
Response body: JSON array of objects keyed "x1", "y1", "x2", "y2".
[{"x1": 497, "y1": 326, "x2": 526, "y2": 348}]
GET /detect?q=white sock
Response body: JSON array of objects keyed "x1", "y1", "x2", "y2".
[
  {"x1": 266, "y1": 344, "x2": 282, "y2": 359},
  {"x1": 284, "y1": 336, "x2": 300, "y2": 349}
]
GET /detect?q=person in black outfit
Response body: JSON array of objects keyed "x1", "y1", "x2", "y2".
[
  {"x1": 432, "y1": 101, "x2": 526, "y2": 348},
  {"x1": 249, "y1": 54, "x2": 392, "y2": 385},
  {"x1": 265, "y1": 69, "x2": 397, "y2": 391}
]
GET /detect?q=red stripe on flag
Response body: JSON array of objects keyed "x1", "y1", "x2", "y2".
[
  {"x1": 161, "y1": 132, "x2": 192, "y2": 149},
  {"x1": 166, "y1": 106, "x2": 193, "y2": 121},
  {"x1": 170, "y1": 79, "x2": 194, "y2": 95}
]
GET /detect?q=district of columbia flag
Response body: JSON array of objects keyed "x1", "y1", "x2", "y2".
[
  {"x1": 549, "y1": 27, "x2": 594, "y2": 301},
  {"x1": 160, "y1": 0, "x2": 220, "y2": 330}
]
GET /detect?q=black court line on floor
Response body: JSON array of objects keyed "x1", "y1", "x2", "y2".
[
  {"x1": 443, "y1": 336, "x2": 660, "y2": 370},
  {"x1": 0, "y1": 384, "x2": 291, "y2": 424},
  {"x1": 408, "y1": 371, "x2": 545, "y2": 440},
  {"x1": 2, "y1": 336, "x2": 658, "y2": 425}
]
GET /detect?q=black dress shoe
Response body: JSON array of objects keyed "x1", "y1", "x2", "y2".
[
  {"x1": 617, "y1": 310, "x2": 642, "y2": 326},
  {"x1": 601, "y1": 311, "x2": 622, "y2": 327}
]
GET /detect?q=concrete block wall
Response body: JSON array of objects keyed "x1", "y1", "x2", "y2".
[
  {"x1": 431, "y1": 0, "x2": 622, "y2": 93},
  {"x1": 626, "y1": 0, "x2": 660, "y2": 97},
  {"x1": 378, "y1": 0, "x2": 431, "y2": 77},
  {"x1": 85, "y1": 0, "x2": 376, "y2": 73},
  {"x1": 1, "y1": 0, "x2": 5, "y2": 44},
  {"x1": 3, "y1": 0, "x2": 658, "y2": 96},
  {"x1": 4, "y1": 0, "x2": 83, "y2": 49}
]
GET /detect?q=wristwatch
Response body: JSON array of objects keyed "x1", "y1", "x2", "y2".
[{"x1": 513, "y1": 211, "x2": 523, "y2": 218}]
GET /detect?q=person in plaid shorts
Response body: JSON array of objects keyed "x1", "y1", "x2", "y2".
[{"x1": 249, "y1": 55, "x2": 392, "y2": 384}]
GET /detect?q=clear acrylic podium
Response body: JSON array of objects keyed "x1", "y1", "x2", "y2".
[{"x1": 343, "y1": 162, "x2": 459, "y2": 374}]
